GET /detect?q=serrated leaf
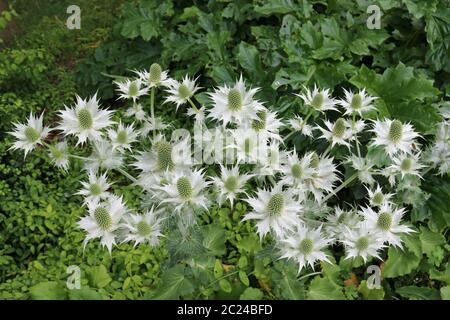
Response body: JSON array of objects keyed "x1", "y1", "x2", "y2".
[
  {"x1": 240, "y1": 287, "x2": 264, "y2": 300},
  {"x1": 396, "y1": 286, "x2": 440, "y2": 300},
  {"x1": 153, "y1": 265, "x2": 194, "y2": 299},
  {"x1": 441, "y1": 286, "x2": 450, "y2": 300},
  {"x1": 202, "y1": 224, "x2": 226, "y2": 256},
  {"x1": 89, "y1": 265, "x2": 112, "y2": 289},
  {"x1": 419, "y1": 226, "x2": 445, "y2": 256},
  {"x1": 307, "y1": 277, "x2": 345, "y2": 300},
  {"x1": 383, "y1": 247, "x2": 422, "y2": 278},
  {"x1": 29, "y1": 281, "x2": 66, "y2": 300}
]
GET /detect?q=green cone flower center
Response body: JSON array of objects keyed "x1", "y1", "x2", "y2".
[
  {"x1": 177, "y1": 177, "x2": 193, "y2": 200},
  {"x1": 311, "y1": 93, "x2": 324, "y2": 109},
  {"x1": 24, "y1": 127, "x2": 40, "y2": 143},
  {"x1": 89, "y1": 183, "x2": 102, "y2": 196},
  {"x1": 252, "y1": 111, "x2": 267, "y2": 131},
  {"x1": 291, "y1": 164, "x2": 303, "y2": 179},
  {"x1": 50, "y1": 146, "x2": 64, "y2": 160},
  {"x1": 388, "y1": 120, "x2": 403, "y2": 143},
  {"x1": 351, "y1": 94, "x2": 362, "y2": 110},
  {"x1": 377, "y1": 212, "x2": 392, "y2": 231},
  {"x1": 299, "y1": 238, "x2": 313, "y2": 255},
  {"x1": 178, "y1": 84, "x2": 191, "y2": 99},
  {"x1": 400, "y1": 158, "x2": 412, "y2": 172},
  {"x1": 332, "y1": 118, "x2": 346, "y2": 138},
  {"x1": 94, "y1": 207, "x2": 112, "y2": 231},
  {"x1": 228, "y1": 89, "x2": 242, "y2": 111},
  {"x1": 137, "y1": 221, "x2": 151, "y2": 237},
  {"x1": 155, "y1": 140, "x2": 174, "y2": 171},
  {"x1": 128, "y1": 81, "x2": 139, "y2": 97},
  {"x1": 337, "y1": 212, "x2": 347, "y2": 224},
  {"x1": 77, "y1": 108, "x2": 93, "y2": 130},
  {"x1": 116, "y1": 130, "x2": 128, "y2": 144},
  {"x1": 224, "y1": 176, "x2": 238, "y2": 192},
  {"x1": 310, "y1": 152, "x2": 320, "y2": 169},
  {"x1": 267, "y1": 193, "x2": 284, "y2": 216},
  {"x1": 356, "y1": 236, "x2": 369, "y2": 251},
  {"x1": 372, "y1": 192, "x2": 384, "y2": 205},
  {"x1": 149, "y1": 63, "x2": 162, "y2": 84},
  {"x1": 244, "y1": 138, "x2": 252, "y2": 155}
]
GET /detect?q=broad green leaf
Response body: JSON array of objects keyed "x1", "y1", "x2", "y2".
[
  {"x1": 425, "y1": 10, "x2": 450, "y2": 72},
  {"x1": 89, "y1": 265, "x2": 112, "y2": 289},
  {"x1": 419, "y1": 226, "x2": 445, "y2": 256},
  {"x1": 219, "y1": 279, "x2": 232, "y2": 293},
  {"x1": 239, "y1": 271, "x2": 250, "y2": 286},
  {"x1": 237, "y1": 234, "x2": 261, "y2": 254},
  {"x1": 29, "y1": 281, "x2": 66, "y2": 300},
  {"x1": 441, "y1": 286, "x2": 450, "y2": 300},
  {"x1": 153, "y1": 265, "x2": 194, "y2": 299},
  {"x1": 254, "y1": 0, "x2": 299, "y2": 15},
  {"x1": 430, "y1": 264, "x2": 450, "y2": 285},
  {"x1": 383, "y1": 237, "x2": 422, "y2": 279},
  {"x1": 237, "y1": 42, "x2": 264, "y2": 79},
  {"x1": 396, "y1": 286, "x2": 441, "y2": 300},
  {"x1": 201, "y1": 224, "x2": 226, "y2": 256},
  {"x1": 307, "y1": 276, "x2": 345, "y2": 300},
  {"x1": 240, "y1": 287, "x2": 264, "y2": 300}
]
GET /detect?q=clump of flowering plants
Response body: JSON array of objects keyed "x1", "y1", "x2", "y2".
[{"x1": 9, "y1": 63, "x2": 450, "y2": 274}]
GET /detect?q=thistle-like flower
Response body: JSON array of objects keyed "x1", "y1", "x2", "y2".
[
  {"x1": 341, "y1": 225, "x2": 385, "y2": 262},
  {"x1": 316, "y1": 118, "x2": 352, "y2": 149},
  {"x1": 229, "y1": 129, "x2": 267, "y2": 164},
  {"x1": 135, "y1": 63, "x2": 174, "y2": 89},
  {"x1": 210, "y1": 165, "x2": 253, "y2": 208},
  {"x1": 164, "y1": 75, "x2": 200, "y2": 109},
  {"x1": 125, "y1": 103, "x2": 146, "y2": 122},
  {"x1": 114, "y1": 79, "x2": 148, "y2": 102},
  {"x1": 78, "y1": 195, "x2": 128, "y2": 253},
  {"x1": 325, "y1": 206, "x2": 361, "y2": 240},
  {"x1": 84, "y1": 139, "x2": 123, "y2": 172},
  {"x1": 366, "y1": 184, "x2": 393, "y2": 207},
  {"x1": 347, "y1": 155, "x2": 375, "y2": 185},
  {"x1": 57, "y1": 94, "x2": 114, "y2": 145},
  {"x1": 294, "y1": 85, "x2": 338, "y2": 113},
  {"x1": 48, "y1": 141, "x2": 70, "y2": 170},
  {"x1": 371, "y1": 119, "x2": 419, "y2": 157},
  {"x1": 279, "y1": 224, "x2": 331, "y2": 272},
  {"x1": 250, "y1": 110, "x2": 283, "y2": 141},
  {"x1": 208, "y1": 76, "x2": 264, "y2": 127},
  {"x1": 304, "y1": 152, "x2": 339, "y2": 202},
  {"x1": 9, "y1": 112, "x2": 51, "y2": 157},
  {"x1": 288, "y1": 115, "x2": 313, "y2": 137},
  {"x1": 121, "y1": 207, "x2": 163, "y2": 246},
  {"x1": 338, "y1": 89, "x2": 376, "y2": 116},
  {"x1": 389, "y1": 152, "x2": 424, "y2": 179},
  {"x1": 243, "y1": 184, "x2": 301, "y2": 239},
  {"x1": 280, "y1": 150, "x2": 315, "y2": 187},
  {"x1": 76, "y1": 171, "x2": 111, "y2": 204},
  {"x1": 107, "y1": 122, "x2": 138, "y2": 151}
]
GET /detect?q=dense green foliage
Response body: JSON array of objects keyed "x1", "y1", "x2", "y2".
[{"x1": 0, "y1": 0, "x2": 449, "y2": 300}]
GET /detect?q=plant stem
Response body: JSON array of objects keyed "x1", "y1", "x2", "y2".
[
  {"x1": 352, "y1": 113, "x2": 361, "y2": 157},
  {"x1": 187, "y1": 97, "x2": 199, "y2": 112},
  {"x1": 322, "y1": 171, "x2": 359, "y2": 202},
  {"x1": 298, "y1": 271, "x2": 322, "y2": 281},
  {"x1": 115, "y1": 167, "x2": 138, "y2": 183},
  {"x1": 150, "y1": 87, "x2": 156, "y2": 139},
  {"x1": 68, "y1": 154, "x2": 89, "y2": 161}
]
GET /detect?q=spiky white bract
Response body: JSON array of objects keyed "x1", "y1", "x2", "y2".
[
  {"x1": 114, "y1": 79, "x2": 148, "y2": 102},
  {"x1": 341, "y1": 225, "x2": 385, "y2": 262},
  {"x1": 426, "y1": 120, "x2": 450, "y2": 175},
  {"x1": 187, "y1": 106, "x2": 206, "y2": 123},
  {"x1": 125, "y1": 103, "x2": 146, "y2": 122},
  {"x1": 288, "y1": 115, "x2": 313, "y2": 137},
  {"x1": 371, "y1": 119, "x2": 419, "y2": 157},
  {"x1": 84, "y1": 139, "x2": 123, "y2": 172},
  {"x1": 389, "y1": 152, "x2": 424, "y2": 179},
  {"x1": 107, "y1": 122, "x2": 138, "y2": 151},
  {"x1": 48, "y1": 141, "x2": 70, "y2": 170},
  {"x1": 280, "y1": 150, "x2": 315, "y2": 187},
  {"x1": 164, "y1": 75, "x2": 200, "y2": 109},
  {"x1": 121, "y1": 207, "x2": 163, "y2": 247},
  {"x1": 295, "y1": 85, "x2": 338, "y2": 113},
  {"x1": 208, "y1": 76, "x2": 264, "y2": 127},
  {"x1": 9, "y1": 112, "x2": 51, "y2": 157},
  {"x1": 279, "y1": 224, "x2": 331, "y2": 272},
  {"x1": 135, "y1": 63, "x2": 174, "y2": 89},
  {"x1": 255, "y1": 140, "x2": 286, "y2": 177},
  {"x1": 211, "y1": 165, "x2": 253, "y2": 208},
  {"x1": 348, "y1": 119, "x2": 366, "y2": 138},
  {"x1": 303, "y1": 153, "x2": 339, "y2": 202},
  {"x1": 229, "y1": 129, "x2": 267, "y2": 164},
  {"x1": 78, "y1": 195, "x2": 128, "y2": 253},
  {"x1": 366, "y1": 184, "x2": 393, "y2": 207},
  {"x1": 339, "y1": 89, "x2": 376, "y2": 116},
  {"x1": 140, "y1": 117, "x2": 169, "y2": 137},
  {"x1": 243, "y1": 184, "x2": 301, "y2": 239},
  {"x1": 360, "y1": 203, "x2": 414, "y2": 248},
  {"x1": 250, "y1": 110, "x2": 283, "y2": 141},
  {"x1": 77, "y1": 171, "x2": 111, "y2": 204},
  {"x1": 316, "y1": 118, "x2": 352, "y2": 149},
  {"x1": 347, "y1": 155, "x2": 375, "y2": 185},
  {"x1": 57, "y1": 94, "x2": 114, "y2": 145},
  {"x1": 325, "y1": 206, "x2": 361, "y2": 241}
]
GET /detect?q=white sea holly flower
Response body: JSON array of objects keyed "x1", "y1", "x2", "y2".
[
  {"x1": 135, "y1": 63, "x2": 174, "y2": 89},
  {"x1": 208, "y1": 75, "x2": 264, "y2": 127},
  {"x1": 366, "y1": 184, "x2": 393, "y2": 207},
  {"x1": 304, "y1": 152, "x2": 339, "y2": 202},
  {"x1": 255, "y1": 140, "x2": 286, "y2": 176},
  {"x1": 347, "y1": 155, "x2": 375, "y2": 185},
  {"x1": 125, "y1": 103, "x2": 146, "y2": 122},
  {"x1": 121, "y1": 207, "x2": 163, "y2": 247},
  {"x1": 338, "y1": 89, "x2": 376, "y2": 116},
  {"x1": 9, "y1": 112, "x2": 51, "y2": 157},
  {"x1": 427, "y1": 120, "x2": 450, "y2": 175},
  {"x1": 279, "y1": 224, "x2": 331, "y2": 272},
  {"x1": 140, "y1": 117, "x2": 169, "y2": 137},
  {"x1": 157, "y1": 168, "x2": 209, "y2": 213},
  {"x1": 229, "y1": 129, "x2": 267, "y2": 164},
  {"x1": 210, "y1": 165, "x2": 253, "y2": 208},
  {"x1": 348, "y1": 119, "x2": 366, "y2": 138},
  {"x1": 114, "y1": 78, "x2": 148, "y2": 102},
  {"x1": 249, "y1": 109, "x2": 283, "y2": 141},
  {"x1": 84, "y1": 139, "x2": 123, "y2": 172},
  {"x1": 389, "y1": 152, "x2": 424, "y2": 179},
  {"x1": 316, "y1": 118, "x2": 352, "y2": 149},
  {"x1": 164, "y1": 75, "x2": 200, "y2": 109},
  {"x1": 325, "y1": 207, "x2": 361, "y2": 240},
  {"x1": 359, "y1": 203, "x2": 414, "y2": 248},
  {"x1": 78, "y1": 195, "x2": 128, "y2": 253},
  {"x1": 107, "y1": 122, "x2": 138, "y2": 151},
  {"x1": 76, "y1": 171, "x2": 111, "y2": 204},
  {"x1": 243, "y1": 184, "x2": 301, "y2": 239},
  {"x1": 280, "y1": 150, "x2": 315, "y2": 187},
  {"x1": 57, "y1": 94, "x2": 114, "y2": 145},
  {"x1": 187, "y1": 106, "x2": 206, "y2": 123},
  {"x1": 380, "y1": 166, "x2": 398, "y2": 187},
  {"x1": 48, "y1": 141, "x2": 70, "y2": 171},
  {"x1": 288, "y1": 115, "x2": 313, "y2": 137},
  {"x1": 371, "y1": 119, "x2": 420, "y2": 157},
  {"x1": 294, "y1": 85, "x2": 338, "y2": 113},
  {"x1": 341, "y1": 225, "x2": 385, "y2": 263}
]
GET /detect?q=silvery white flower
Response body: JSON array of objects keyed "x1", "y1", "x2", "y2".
[
  {"x1": 316, "y1": 118, "x2": 352, "y2": 149},
  {"x1": 280, "y1": 150, "x2": 315, "y2": 187},
  {"x1": 107, "y1": 121, "x2": 138, "y2": 151},
  {"x1": 255, "y1": 140, "x2": 286, "y2": 177},
  {"x1": 249, "y1": 109, "x2": 283, "y2": 141},
  {"x1": 78, "y1": 195, "x2": 128, "y2": 253},
  {"x1": 57, "y1": 94, "x2": 114, "y2": 145},
  {"x1": 135, "y1": 63, "x2": 174, "y2": 88},
  {"x1": 326, "y1": 206, "x2": 361, "y2": 240},
  {"x1": 114, "y1": 78, "x2": 148, "y2": 102},
  {"x1": 389, "y1": 152, "x2": 424, "y2": 179},
  {"x1": 243, "y1": 184, "x2": 301, "y2": 239},
  {"x1": 348, "y1": 119, "x2": 366, "y2": 138},
  {"x1": 426, "y1": 120, "x2": 450, "y2": 175},
  {"x1": 288, "y1": 115, "x2": 313, "y2": 137},
  {"x1": 76, "y1": 171, "x2": 111, "y2": 204},
  {"x1": 84, "y1": 139, "x2": 123, "y2": 172},
  {"x1": 294, "y1": 85, "x2": 338, "y2": 113},
  {"x1": 341, "y1": 225, "x2": 385, "y2": 262},
  {"x1": 304, "y1": 152, "x2": 339, "y2": 202},
  {"x1": 347, "y1": 155, "x2": 375, "y2": 185},
  {"x1": 229, "y1": 128, "x2": 268, "y2": 164},
  {"x1": 164, "y1": 75, "x2": 200, "y2": 109},
  {"x1": 338, "y1": 89, "x2": 376, "y2": 116},
  {"x1": 9, "y1": 112, "x2": 51, "y2": 157},
  {"x1": 48, "y1": 141, "x2": 70, "y2": 170},
  {"x1": 366, "y1": 184, "x2": 393, "y2": 207},
  {"x1": 187, "y1": 106, "x2": 206, "y2": 123},
  {"x1": 371, "y1": 119, "x2": 419, "y2": 157},
  {"x1": 125, "y1": 103, "x2": 146, "y2": 122},
  {"x1": 210, "y1": 165, "x2": 253, "y2": 208},
  {"x1": 121, "y1": 207, "x2": 163, "y2": 247},
  {"x1": 279, "y1": 224, "x2": 331, "y2": 272}
]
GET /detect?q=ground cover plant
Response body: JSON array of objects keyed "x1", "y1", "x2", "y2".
[{"x1": 1, "y1": 0, "x2": 449, "y2": 300}]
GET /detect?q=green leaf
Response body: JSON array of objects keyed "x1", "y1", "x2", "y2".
[
  {"x1": 441, "y1": 286, "x2": 450, "y2": 300},
  {"x1": 89, "y1": 265, "x2": 112, "y2": 289},
  {"x1": 419, "y1": 226, "x2": 445, "y2": 257},
  {"x1": 254, "y1": 0, "x2": 299, "y2": 15},
  {"x1": 307, "y1": 277, "x2": 345, "y2": 300},
  {"x1": 219, "y1": 279, "x2": 232, "y2": 293},
  {"x1": 214, "y1": 259, "x2": 223, "y2": 279},
  {"x1": 153, "y1": 265, "x2": 194, "y2": 299},
  {"x1": 383, "y1": 234, "x2": 422, "y2": 278},
  {"x1": 239, "y1": 271, "x2": 250, "y2": 286},
  {"x1": 30, "y1": 281, "x2": 66, "y2": 300},
  {"x1": 429, "y1": 263, "x2": 450, "y2": 285},
  {"x1": 202, "y1": 224, "x2": 226, "y2": 256},
  {"x1": 425, "y1": 10, "x2": 450, "y2": 72},
  {"x1": 358, "y1": 280, "x2": 385, "y2": 300},
  {"x1": 237, "y1": 42, "x2": 264, "y2": 79},
  {"x1": 68, "y1": 288, "x2": 102, "y2": 300},
  {"x1": 396, "y1": 286, "x2": 441, "y2": 300},
  {"x1": 237, "y1": 234, "x2": 261, "y2": 254},
  {"x1": 240, "y1": 287, "x2": 264, "y2": 300}
]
